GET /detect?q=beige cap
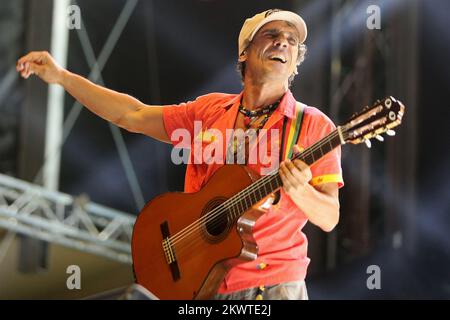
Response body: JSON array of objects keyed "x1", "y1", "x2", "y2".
[{"x1": 238, "y1": 9, "x2": 307, "y2": 57}]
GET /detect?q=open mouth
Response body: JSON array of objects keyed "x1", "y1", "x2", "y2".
[{"x1": 269, "y1": 56, "x2": 287, "y2": 64}]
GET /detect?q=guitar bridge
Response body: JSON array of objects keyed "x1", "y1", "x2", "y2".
[
  {"x1": 160, "y1": 221, "x2": 180, "y2": 281},
  {"x1": 162, "y1": 238, "x2": 176, "y2": 264}
]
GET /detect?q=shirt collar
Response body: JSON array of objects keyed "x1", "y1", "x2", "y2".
[{"x1": 220, "y1": 90, "x2": 296, "y2": 119}]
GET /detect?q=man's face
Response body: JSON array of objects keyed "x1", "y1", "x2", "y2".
[{"x1": 241, "y1": 20, "x2": 300, "y2": 83}]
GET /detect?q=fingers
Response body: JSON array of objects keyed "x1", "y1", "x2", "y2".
[
  {"x1": 279, "y1": 163, "x2": 294, "y2": 192},
  {"x1": 19, "y1": 62, "x2": 32, "y2": 78},
  {"x1": 291, "y1": 144, "x2": 303, "y2": 159},
  {"x1": 17, "y1": 62, "x2": 30, "y2": 78},
  {"x1": 279, "y1": 160, "x2": 301, "y2": 192},
  {"x1": 293, "y1": 159, "x2": 312, "y2": 182},
  {"x1": 293, "y1": 144, "x2": 302, "y2": 154},
  {"x1": 20, "y1": 62, "x2": 44, "y2": 79},
  {"x1": 280, "y1": 160, "x2": 300, "y2": 183},
  {"x1": 279, "y1": 159, "x2": 312, "y2": 192},
  {"x1": 17, "y1": 51, "x2": 48, "y2": 72},
  {"x1": 19, "y1": 51, "x2": 47, "y2": 65},
  {"x1": 293, "y1": 158, "x2": 309, "y2": 172}
]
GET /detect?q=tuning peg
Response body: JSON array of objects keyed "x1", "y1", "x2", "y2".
[
  {"x1": 375, "y1": 135, "x2": 384, "y2": 142},
  {"x1": 365, "y1": 139, "x2": 372, "y2": 148},
  {"x1": 386, "y1": 130, "x2": 396, "y2": 136},
  {"x1": 385, "y1": 98, "x2": 392, "y2": 109}
]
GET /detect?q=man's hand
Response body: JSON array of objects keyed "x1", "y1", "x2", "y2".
[
  {"x1": 16, "y1": 51, "x2": 64, "y2": 84},
  {"x1": 279, "y1": 145, "x2": 312, "y2": 197},
  {"x1": 279, "y1": 145, "x2": 340, "y2": 232}
]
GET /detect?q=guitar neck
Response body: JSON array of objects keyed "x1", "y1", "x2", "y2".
[{"x1": 226, "y1": 128, "x2": 343, "y2": 219}]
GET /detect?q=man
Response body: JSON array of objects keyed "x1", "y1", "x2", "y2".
[{"x1": 17, "y1": 9, "x2": 343, "y2": 300}]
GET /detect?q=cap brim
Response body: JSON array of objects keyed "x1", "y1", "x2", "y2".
[{"x1": 249, "y1": 11, "x2": 307, "y2": 45}]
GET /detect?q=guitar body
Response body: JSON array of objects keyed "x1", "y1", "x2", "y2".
[{"x1": 131, "y1": 165, "x2": 264, "y2": 300}]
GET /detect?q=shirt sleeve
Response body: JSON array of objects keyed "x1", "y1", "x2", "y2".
[
  {"x1": 301, "y1": 109, "x2": 344, "y2": 188},
  {"x1": 162, "y1": 96, "x2": 206, "y2": 148}
]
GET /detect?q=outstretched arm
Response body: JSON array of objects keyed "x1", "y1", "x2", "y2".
[{"x1": 17, "y1": 51, "x2": 170, "y2": 143}]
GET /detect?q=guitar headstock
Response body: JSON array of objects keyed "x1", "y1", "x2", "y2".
[{"x1": 341, "y1": 96, "x2": 405, "y2": 147}]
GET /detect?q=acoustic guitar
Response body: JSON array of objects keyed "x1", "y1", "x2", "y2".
[{"x1": 131, "y1": 96, "x2": 405, "y2": 299}]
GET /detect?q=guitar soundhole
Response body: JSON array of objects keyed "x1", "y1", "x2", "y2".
[{"x1": 201, "y1": 197, "x2": 232, "y2": 243}]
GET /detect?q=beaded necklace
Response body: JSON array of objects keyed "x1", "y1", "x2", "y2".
[
  {"x1": 238, "y1": 101, "x2": 280, "y2": 129},
  {"x1": 230, "y1": 101, "x2": 280, "y2": 162}
]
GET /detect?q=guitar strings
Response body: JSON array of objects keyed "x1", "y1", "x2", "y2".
[
  {"x1": 168, "y1": 129, "x2": 342, "y2": 252},
  {"x1": 167, "y1": 129, "x2": 342, "y2": 251},
  {"x1": 166, "y1": 129, "x2": 343, "y2": 254},
  {"x1": 167, "y1": 131, "x2": 343, "y2": 258}
]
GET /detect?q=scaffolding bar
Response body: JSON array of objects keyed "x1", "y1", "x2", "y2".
[{"x1": 0, "y1": 173, "x2": 136, "y2": 264}]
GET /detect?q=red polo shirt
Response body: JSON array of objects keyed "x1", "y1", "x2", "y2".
[{"x1": 162, "y1": 90, "x2": 343, "y2": 293}]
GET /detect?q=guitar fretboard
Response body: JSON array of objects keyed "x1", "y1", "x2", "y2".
[{"x1": 225, "y1": 129, "x2": 342, "y2": 220}]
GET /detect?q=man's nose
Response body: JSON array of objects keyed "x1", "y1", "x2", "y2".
[{"x1": 273, "y1": 35, "x2": 289, "y2": 48}]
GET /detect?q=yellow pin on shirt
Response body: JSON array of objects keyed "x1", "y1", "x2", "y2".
[{"x1": 196, "y1": 129, "x2": 216, "y2": 143}]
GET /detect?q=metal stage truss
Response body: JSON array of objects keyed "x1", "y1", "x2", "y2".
[
  {"x1": 0, "y1": 173, "x2": 136, "y2": 264},
  {"x1": 0, "y1": 0, "x2": 144, "y2": 267}
]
